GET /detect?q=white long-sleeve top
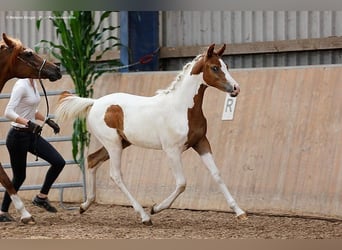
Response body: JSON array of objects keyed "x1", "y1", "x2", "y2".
[{"x1": 4, "y1": 78, "x2": 41, "y2": 128}]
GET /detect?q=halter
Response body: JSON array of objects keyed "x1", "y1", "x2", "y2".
[{"x1": 16, "y1": 55, "x2": 50, "y2": 120}]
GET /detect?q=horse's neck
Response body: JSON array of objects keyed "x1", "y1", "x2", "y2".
[
  {"x1": 167, "y1": 73, "x2": 206, "y2": 110},
  {"x1": 0, "y1": 77, "x2": 9, "y2": 93},
  {"x1": 0, "y1": 55, "x2": 13, "y2": 92}
]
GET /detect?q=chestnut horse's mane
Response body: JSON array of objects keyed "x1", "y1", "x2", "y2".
[{"x1": 0, "y1": 36, "x2": 24, "y2": 69}]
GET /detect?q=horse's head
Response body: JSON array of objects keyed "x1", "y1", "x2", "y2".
[
  {"x1": 191, "y1": 43, "x2": 240, "y2": 97},
  {"x1": 1, "y1": 33, "x2": 62, "y2": 82}
]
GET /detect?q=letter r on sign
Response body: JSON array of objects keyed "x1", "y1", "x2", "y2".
[{"x1": 222, "y1": 94, "x2": 237, "y2": 121}]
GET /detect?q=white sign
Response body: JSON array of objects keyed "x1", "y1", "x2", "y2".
[{"x1": 222, "y1": 94, "x2": 237, "y2": 121}]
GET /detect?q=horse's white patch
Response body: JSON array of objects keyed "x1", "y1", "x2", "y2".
[{"x1": 220, "y1": 59, "x2": 238, "y2": 86}]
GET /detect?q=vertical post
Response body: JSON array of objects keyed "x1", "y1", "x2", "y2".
[
  {"x1": 120, "y1": 11, "x2": 129, "y2": 72},
  {"x1": 120, "y1": 11, "x2": 159, "y2": 72}
]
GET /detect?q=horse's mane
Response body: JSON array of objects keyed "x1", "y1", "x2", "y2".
[
  {"x1": 156, "y1": 54, "x2": 203, "y2": 95},
  {"x1": 0, "y1": 37, "x2": 24, "y2": 68}
]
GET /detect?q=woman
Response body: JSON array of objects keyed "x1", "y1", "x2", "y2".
[{"x1": 0, "y1": 78, "x2": 65, "y2": 222}]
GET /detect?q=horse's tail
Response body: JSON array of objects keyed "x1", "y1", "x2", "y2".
[{"x1": 55, "y1": 91, "x2": 95, "y2": 123}]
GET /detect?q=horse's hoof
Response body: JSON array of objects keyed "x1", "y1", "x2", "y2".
[
  {"x1": 237, "y1": 212, "x2": 248, "y2": 220},
  {"x1": 79, "y1": 206, "x2": 86, "y2": 214},
  {"x1": 20, "y1": 216, "x2": 36, "y2": 225},
  {"x1": 150, "y1": 204, "x2": 157, "y2": 215},
  {"x1": 143, "y1": 219, "x2": 153, "y2": 226}
]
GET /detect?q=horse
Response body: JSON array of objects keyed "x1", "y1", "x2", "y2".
[
  {"x1": 56, "y1": 44, "x2": 247, "y2": 225},
  {"x1": 0, "y1": 33, "x2": 61, "y2": 224}
]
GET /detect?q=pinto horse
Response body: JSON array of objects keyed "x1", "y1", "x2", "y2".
[
  {"x1": 0, "y1": 33, "x2": 61, "y2": 224},
  {"x1": 56, "y1": 44, "x2": 247, "y2": 225}
]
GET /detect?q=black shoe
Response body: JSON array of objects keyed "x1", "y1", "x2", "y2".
[
  {"x1": 0, "y1": 212, "x2": 15, "y2": 222},
  {"x1": 32, "y1": 196, "x2": 57, "y2": 213}
]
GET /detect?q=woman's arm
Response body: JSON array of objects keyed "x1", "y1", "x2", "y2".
[
  {"x1": 14, "y1": 117, "x2": 30, "y2": 126},
  {"x1": 35, "y1": 111, "x2": 46, "y2": 122},
  {"x1": 4, "y1": 83, "x2": 30, "y2": 126}
]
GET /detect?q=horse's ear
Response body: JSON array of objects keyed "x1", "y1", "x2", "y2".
[
  {"x1": 207, "y1": 44, "x2": 215, "y2": 58},
  {"x1": 217, "y1": 44, "x2": 226, "y2": 57},
  {"x1": 2, "y1": 33, "x2": 14, "y2": 48}
]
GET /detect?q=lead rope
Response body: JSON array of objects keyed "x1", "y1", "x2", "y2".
[
  {"x1": 38, "y1": 59, "x2": 49, "y2": 118},
  {"x1": 34, "y1": 59, "x2": 48, "y2": 161}
]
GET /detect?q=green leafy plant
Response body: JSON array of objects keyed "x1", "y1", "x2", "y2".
[{"x1": 36, "y1": 11, "x2": 121, "y2": 167}]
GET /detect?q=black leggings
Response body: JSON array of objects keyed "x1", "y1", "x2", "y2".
[{"x1": 1, "y1": 128, "x2": 65, "y2": 212}]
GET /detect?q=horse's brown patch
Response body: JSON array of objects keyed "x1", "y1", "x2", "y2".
[
  {"x1": 104, "y1": 105, "x2": 124, "y2": 130},
  {"x1": 104, "y1": 105, "x2": 131, "y2": 147},
  {"x1": 185, "y1": 84, "x2": 212, "y2": 155},
  {"x1": 87, "y1": 146, "x2": 109, "y2": 169}
]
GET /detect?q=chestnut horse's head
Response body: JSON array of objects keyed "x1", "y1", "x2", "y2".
[
  {"x1": 191, "y1": 44, "x2": 240, "y2": 97},
  {"x1": 0, "y1": 33, "x2": 61, "y2": 86}
]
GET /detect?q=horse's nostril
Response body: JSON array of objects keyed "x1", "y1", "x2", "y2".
[{"x1": 234, "y1": 84, "x2": 240, "y2": 93}]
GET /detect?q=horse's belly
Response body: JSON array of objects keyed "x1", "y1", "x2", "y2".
[
  {"x1": 123, "y1": 118, "x2": 189, "y2": 151},
  {"x1": 126, "y1": 134, "x2": 163, "y2": 150}
]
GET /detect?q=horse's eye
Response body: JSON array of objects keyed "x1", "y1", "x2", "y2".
[{"x1": 212, "y1": 66, "x2": 219, "y2": 72}]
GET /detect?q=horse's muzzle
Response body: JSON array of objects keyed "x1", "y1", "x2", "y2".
[
  {"x1": 229, "y1": 84, "x2": 240, "y2": 97},
  {"x1": 48, "y1": 67, "x2": 62, "y2": 81}
]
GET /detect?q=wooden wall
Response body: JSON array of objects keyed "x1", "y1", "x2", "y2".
[{"x1": 1, "y1": 65, "x2": 341, "y2": 219}]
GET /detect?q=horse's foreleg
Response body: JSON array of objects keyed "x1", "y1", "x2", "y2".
[
  {"x1": 0, "y1": 163, "x2": 34, "y2": 224},
  {"x1": 201, "y1": 152, "x2": 246, "y2": 218},
  {"x1": 193, "y1": 137, "x2": 247, "y2": 219},
  {"x1": 108, "y1": 147, "x2": 152, "y2": 225},
  {"x1": 151, "y1": 149, "x2": 186, "y2": 214},
  {"x1": 11, "y1": 195, "x2": 34, "y2": 224},
  {"x1": 0, "y1": 163, "x2": 16, "y2": 195}
]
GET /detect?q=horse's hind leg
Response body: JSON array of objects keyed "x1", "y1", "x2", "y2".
[
  {"x1": 193, "y1": 137, "x2": 247, "y2": 219},
  {"x1": 88, "y1": 146, "x2": 109, "y2": 169},
  {"x1": 107, "y1": 146, "x2": 152, "y2": 225},
  {"x1": 151, "y1": 149, "x2": 186, "y2": 214},
  {"x1": 79, "y1": 148, "x2": 107, "y2": 213}
]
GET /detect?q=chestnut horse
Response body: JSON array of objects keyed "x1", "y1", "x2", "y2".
[
  {"x1": 56, "y1": 44, "x2": 247, "y2": 225},
  {"x1": 0, "y1": 33, "x2": 61, "y2": 224}
]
